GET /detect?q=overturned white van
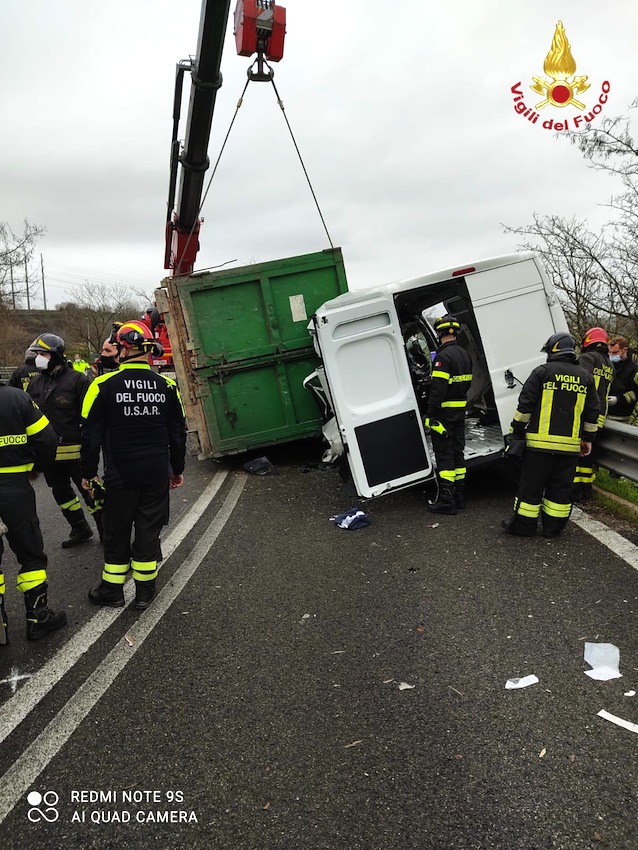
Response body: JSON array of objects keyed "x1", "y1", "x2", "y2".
[{"x1": 304, "y1": 252, "x2": 568, "y2": 498}]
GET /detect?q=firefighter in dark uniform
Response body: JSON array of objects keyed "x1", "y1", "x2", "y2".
[
  {"x1": 502, "y1": 332, "x2": 599, "y2": 538},
  {"x1": 424, "y1": 315, "x2": 473, "y2": 514},
  {"x1": 0, "y1": 384, "x2": 67, "y2": 643},
  {"x1": 80, "y1": 320, "x2": 186, "y2": 611},
  {"x1": 8, "y1": 345, "x2": 40, "y2": 392},
  {"x1": 573, "y1": 327, "x2": 613, "y2": 501},
  {"x1": 27, "y1": 334, "x2": 103, "y2": 548}
]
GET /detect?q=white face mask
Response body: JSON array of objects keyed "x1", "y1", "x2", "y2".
[{"x1": 35, "y1": 354, "x2": 50, "y2": 371}]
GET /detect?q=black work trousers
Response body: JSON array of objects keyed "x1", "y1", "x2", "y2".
[
  {"x1": 43, "y1": 460, "x2": 98, "y2": 517},
  {"x1": 431, "y1": 417, "x2": 466, "y2": 484},
  {"x1": 510, "y1": 450, "x2": 578, "y2": 537},
  {"x1": 0, "y1": 476, "x2": 48, "y2": 593},
  {"x1": 102, "y1": 482, "x2": 169, "y2": 569}
]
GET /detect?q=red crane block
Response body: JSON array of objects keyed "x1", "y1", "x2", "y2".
[{"x1": 234, "y1": 0, "x2": 286, "y2": 62}]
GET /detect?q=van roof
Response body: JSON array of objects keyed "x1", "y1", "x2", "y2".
[{"x1": 320, "y1": 251, "x2": 539, "y2": 312}]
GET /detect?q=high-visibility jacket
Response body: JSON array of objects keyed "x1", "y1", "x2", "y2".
[
  {"x1": 72, "y1": 359, "x2": 90, "y2": 374},
  {"x1": 80, "y1": 362, "x2": 186, "y2": 488},
  {"x1": 0, "y1": 385, "x2": 58, "y2": 479},
  {"x1": 426, "y1": 340, "x2": 473, "y2": 423},
  {"x1": 578, "y1": 345, "x2": 614, "y2": 428},
  {"x1": 511, "y1": 355, "x2": 599, "y2": 454},
  {"x1": 27, "y1": 365, "x2": 91, "y2": 463}
]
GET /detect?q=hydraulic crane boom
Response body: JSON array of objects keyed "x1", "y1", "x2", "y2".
[{"x1": 164, "y1": 0, "x2": 286, "y2": 277}]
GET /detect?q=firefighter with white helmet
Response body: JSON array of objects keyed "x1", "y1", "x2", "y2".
[{"x1": 80, "y1": 320, "x2": 186, "y2": 611}]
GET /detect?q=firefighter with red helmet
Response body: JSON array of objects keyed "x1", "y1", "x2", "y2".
[
  {"x1": 80, "y1": 320, "x2": 186, "y2": 611},
  {"x1": 27, "y1": 333, "x2": 103, "y2": 547},
  {"x1": 502, "y1": 332, "x2": 599, "y2": 538},
  {"x1": 424, "y1": 315, "x2": 473, "y2": 514},
  {"x1": 573, "y1": 327, "x2": 614, "y2": 501}
]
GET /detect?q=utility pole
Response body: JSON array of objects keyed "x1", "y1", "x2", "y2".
[
  {"x1": 9, "y1": 259, "x2": 15, "y2": 309},
  {"x1": 24, "y1": 257, "x2": 30, "y2": 310},
  {"x1": 40, "y1": 253, "x2": 47, "y2": 310}
]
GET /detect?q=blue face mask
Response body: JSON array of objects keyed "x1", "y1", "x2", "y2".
[{"x1": 610, "y1": 354, "x2": 622, "y2": 363}]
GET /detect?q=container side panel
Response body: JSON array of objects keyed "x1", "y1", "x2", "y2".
[
  {"x1": 271, "y1": 267, "x2": 349, "y2": 348},
  {"x1": 192, "y1": 282, "x2": 270, "y2": 363}
]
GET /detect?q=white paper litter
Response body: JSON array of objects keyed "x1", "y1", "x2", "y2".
[
  {"x1": 624, "y1": 690, "x2": 636, "y2": 697},
  {"x1": 597, "y1": 709, "x2": 638, "y2": 734},
  {"x1": 505, "y1": 674, "x2": 539, "y2": 690},
  {"x1": 584, "y1": 642, "x2": 622, "y2": 681},
  {"x1": 398, "y1": 682, "x2": 415, "y2": 691}
]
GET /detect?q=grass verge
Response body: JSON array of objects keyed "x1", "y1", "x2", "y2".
[{"x1": 595, "y1": 468, "x2": 638, "y2": 506}]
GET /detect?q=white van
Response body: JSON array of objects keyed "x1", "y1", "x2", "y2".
[{"x1": 304, "y1": 252, "x2": 568, "y2": 498}]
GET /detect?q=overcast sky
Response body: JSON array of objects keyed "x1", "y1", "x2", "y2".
[{"x1": 2, "y1": 1, "x2": 637, "y2": 308}]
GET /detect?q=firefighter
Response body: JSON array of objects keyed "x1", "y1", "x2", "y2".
[
  {"x1": 424, "y1": 315, "x2": 473, "y2": 514},
  {"x1": 0, "y1": 383, "x2": 67, "y2": 643},
  {"x1": 573, "y1": 327, "x2": 614, "y2": 501},
  {"x1": 80, "y1": 320, "x2": 186, "y2": 611},
  {"x1": 607, "y1": 335, "x2": 638, "y2": 423},
  {"x1": 502, "y1": 332, "x2": 599, "y2": 538},
  {"x1": 27, "y1": 334, "x2": 103, "y2": 547},
  {"x1": 8, "y1": 345, "x2": 40, "y2": 393}
]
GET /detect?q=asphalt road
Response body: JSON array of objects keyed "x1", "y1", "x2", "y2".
[{"x1": 0, "y1": 442, "x2": 637, "y2": 850}]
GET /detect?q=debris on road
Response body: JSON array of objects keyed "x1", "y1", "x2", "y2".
[
  {"x1": 344, "y1": 740, "x2": 363, "y2": 748},
  {"x1": 329, "y1": 508, "x2": 370, "y2": 530},
  {"x1": 597, "y1": 709, "x2": 638, "y2": 734},
  {"x1": 242, "y1": 456, "x2": 275, "y2": 475},
  {"x1": 539, "y1": 747, "x2": 547, "y2": 758},
  {"x1": 584, "y1": 643, "x2": 622, "y2": 681},
  {"x1": 398, "y1": 682, "x2": 415, "y2": 691},
  {"x1": 624, "y1": 690, "x2": 636, "y2": 697},
  {"x1": 505, "y1": 674, "x2": 539, "y2": 690}
]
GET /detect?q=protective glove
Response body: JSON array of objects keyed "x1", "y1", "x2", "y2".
[
  {"x1": 423, "y1": 417, "x2": 448, "y2": 437},
  {"x1": 503, "y1": 435, "x2": 526, "y2": 459},
  {"x1": 607, "y1": 395, "x2": 617, "y2": 407}
]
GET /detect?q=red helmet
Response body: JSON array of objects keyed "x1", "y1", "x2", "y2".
[
  {"x1": 116, "y1": 320, "x2": 154, "y2": 350},
  {"x1": 582, "y1": 327, "x2": 608, "y2": 348}
]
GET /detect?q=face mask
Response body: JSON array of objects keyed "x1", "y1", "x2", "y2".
[
  {"x1": 100, "y1": 355, "x2": 118, "y2": 369},
  {"x1": 35, "y1": 354, "x2": 50, "y2": 371},
  {"x1": 610, "y1": 354, "x2": 621, "y2": 363}
]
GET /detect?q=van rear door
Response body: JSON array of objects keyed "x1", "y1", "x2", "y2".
[
  {"x1": 314, "y1": 292, "x2": 433, "y2": 498},
  {"x1": 457, "y1": 257, "x2": 567, "y2": 432}
]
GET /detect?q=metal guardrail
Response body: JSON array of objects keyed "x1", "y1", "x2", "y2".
[
  {"x1": 596, "y1": 420, "x2": 638, "y2": 484},
  {"x1": 0, "y1": 368, "x2": 14, "y2": 382}
]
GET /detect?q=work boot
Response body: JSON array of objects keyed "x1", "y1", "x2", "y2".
[
  {"x1": 93, "y1": 510, "x2": 104, "y2": 544},
  {"x1": 580, "y1": 483, "x2": 593, "y2": 502},
  {"x1": 24, "y1": 583, "x2": 67, "y2": 641},
  {"x1": 501, "y1": 515, "x2": 536, "y2": 537},
  {"x1": 134, "y1": 579, "x2": 157, "y2": 611},
  {"x1": 454, "y1": 481, "x2": 466, "y2": 510},
  {"x1": 0, "y1": 595, "x2": 8, "y2": 646},
  {"x1": 61, "y1": 517, "x2": 94, "y2": 549},
  {"x1": 88, "y1": 581, "x2": 125, "y2": 608},
  {"x1": 427, "y1": 482, "x2": 457, "y2": 515}
]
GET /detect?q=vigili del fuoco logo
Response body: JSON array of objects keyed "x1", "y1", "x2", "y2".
[{"x1": 511, "y1": 21, "x2": 610, "y2": 132}]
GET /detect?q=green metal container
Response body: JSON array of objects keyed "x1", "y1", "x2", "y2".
[{"x1": 156, "y1": 248, "x2": 348, "y2": 457}]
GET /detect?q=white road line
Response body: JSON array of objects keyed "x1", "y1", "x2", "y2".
[
  {"x1": 571, "y1": 506, "x2": 638, "y2": 571},
  {"x1": 0, "y1": 468, "x2": 228, "y2": 747},
  {"x1": 0, "y1": 474, "x2": 246, "y2": 824}
]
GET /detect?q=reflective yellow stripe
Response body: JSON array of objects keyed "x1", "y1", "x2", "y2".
[
  {"x1": 25, "y1": 415, "x2": 50, "y2": 436},
  {"x1": 102, "y1": 563, "x2": 129, "y2": 585},
  {"x1": 574, "y1": 467, "x2": 595, "y2": 484},
  {"x1": 131, "y1": 560, "x2": 158, "y2": 581},
  {"x1": 0, "y1": 463, "x2": 34, "y2": 473},
  {"x1": 0, "y1": 573, "x2": 6, "y2": 595},
  {"x1": 0, "y1": 434, "x2": 27, "y2": 447},
  {"x1": 513, "y1": 410, "x2": 532, "y2": 423},
  {"x1": 449, "y1": 374, "x2": 472, "y2": 383},
  {"x1": 597, "y1": 414, "x2": 606, "y2": 428},
  {"x1": 17, "y1": 569, "x2": 47, "y2": 593},
  {"x1": 538, "y1": 388, "x2": 553, "y2": 435},
  {"x1": 526, "y1": 433, "x2": 580, "y2": 452},
  {"x1": 431, "y1": 370, "x2": 450, "y2": 380},
  {"x1": 455, "y1": 467, "x2": 466, "y2": 480},
  {"x1": 583, "y1": 421, "x2": 597, "y2": 433},
  {"x1": 55, "y1": 445, "x2": 81, "y2": 461},
  {"x1": 60, "y1": 497, "x2": 81, "y2": 511},
  {"x1": 572, "y1": 392, "x2": 586, "y2": 440},
  {"x1": 439, "y1": 470, "x2": 455, "y2": 482},
  {"x1": 541, "y1": 498, "x2": 571, "y2": 518},
  {"x1": 516, "y1": 500, "x2": 541, "y2": 518},
  {"x1": 441, "y1": 400, "x2": 467, "y2": 408}
]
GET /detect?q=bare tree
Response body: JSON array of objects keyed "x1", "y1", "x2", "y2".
[
  {"x1": 0, "y1": 220, "x2": 46, "y2": 310},
  {"x1": 504, "y1": 100, "x2": 638, "y2": 340},
  {"x1": 57, "y1": 282, "x2": 147, "y2": 356}
]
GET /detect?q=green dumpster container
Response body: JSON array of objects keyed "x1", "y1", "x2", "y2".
[{"x1": 155, "y1": 248, "x2": 349, "y2": 457}]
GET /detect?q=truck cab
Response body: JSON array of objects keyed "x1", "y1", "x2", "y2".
[{"x1": 305, "y1": 252, "x2": 568, "y2": 498}]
